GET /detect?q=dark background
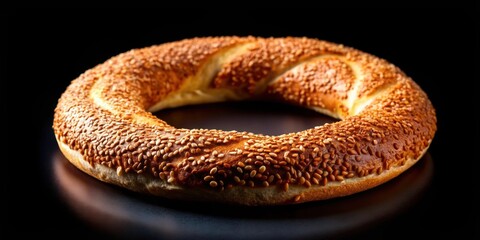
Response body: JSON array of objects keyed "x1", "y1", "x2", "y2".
[{"x1": 4, "y1": 7, "x2": 479, "y2": 239}]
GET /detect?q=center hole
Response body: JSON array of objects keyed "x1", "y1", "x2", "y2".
[{"x1": 154, "y1": 100, "x2": 338, "y2": 136}]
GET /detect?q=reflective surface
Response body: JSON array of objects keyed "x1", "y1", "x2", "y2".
[
  {"x1": 156, "y1": 99, "x2": 338, "y2": 135},
  {"x1": 50, "y1": 100, "x2": 433, "y2": 240},
  {"x1": 52, "y1": 151, "x2": 432, "y2": 240}
]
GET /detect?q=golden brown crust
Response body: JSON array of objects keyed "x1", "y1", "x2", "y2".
[{"x1": 53, "y1": 36, "x2": 437, "y2": 205}]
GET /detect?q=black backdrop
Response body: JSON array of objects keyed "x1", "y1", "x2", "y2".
[{"x1": 4, "y1": 8, "x2": 479, "y2": 239}]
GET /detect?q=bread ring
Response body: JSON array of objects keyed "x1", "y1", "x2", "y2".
[{"x1": 53, "y1": 36, "x2": 436, "y2": 205}]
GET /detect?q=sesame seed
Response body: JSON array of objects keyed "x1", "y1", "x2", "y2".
[
  {"x1": 275, "y1": 173, "x2": 282, "y2": 180},
  {"x1": 393, "y1": 143, "x2": 400, "y2": 150},
  {"x1": 209, "y1": 181, "x2": 218, "y2": 187},
  {"x1": 299, "y1": 177, "x2": 306, "y2": 185},
  {"x1": 204, "y1": 176, "x2": 214, "y2": 181},
  {"x1": 116, "y1": 166, "x2": 123, "y2": 176},
  {"x1": 268, "y1": 175, "x2": 274, "y2": 183},
  {"x1": 234, "y1": 176, "x2": 241, "y2": 183},
  {"x1": 304, "y1": 180, "x2": 311, "y2": 188}
]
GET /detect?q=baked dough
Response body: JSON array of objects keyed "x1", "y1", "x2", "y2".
[{"x1": 53, "y1": 36, "x2": 436, "y2": 205}]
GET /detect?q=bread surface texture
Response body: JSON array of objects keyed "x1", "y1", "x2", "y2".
[{"x1": 53, "y1": 37, "x2": 436, "y2": 205}]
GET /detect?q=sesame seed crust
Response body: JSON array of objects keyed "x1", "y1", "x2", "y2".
[{"x1": 53, "y1": 36, "x2": 436, "y2": 205}]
